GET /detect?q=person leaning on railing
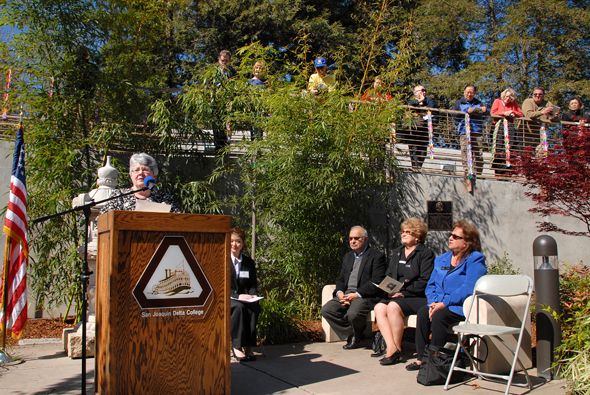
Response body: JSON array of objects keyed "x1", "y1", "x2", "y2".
[
  {"x1": 519, "y1": 87, "x2": 560, "y2": 154},
  {"x1": 361, "y1": 76, "x2": 392, "y2": 102},
  {"x1": 451, "y1": 85, "x2": 488, "y2": 193},
  {"x1": 490, "y1": 88, "x2": 523, "y2": 174},
  {"x1": 407, "y1": 85, "x2": 439, "y2": 171},
  {"x1": 561, "y1": 97, "x2": 589, "y2": 126},
  {"x1": 308, "y1": 57, "x2": 335, "y2": 95}
]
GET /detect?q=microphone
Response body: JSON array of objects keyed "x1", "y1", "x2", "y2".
[{"x1": 143, "y1": 176, "x2": 157, "y2": 191}]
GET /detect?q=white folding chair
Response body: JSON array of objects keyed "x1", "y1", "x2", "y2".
[{"x1": 444, "y1": 275, "x2": 534, "y2": 395}]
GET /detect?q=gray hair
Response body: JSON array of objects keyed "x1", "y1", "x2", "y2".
[
  {"x1": 350, "y1": 226, "x2": 368, "y2": 238},
  {"x1": 501, "y1": 88, "x2": 516, "y2": 101},
  {"x1": 129, "y1": 153, "x2": 159, "y2": 178}
]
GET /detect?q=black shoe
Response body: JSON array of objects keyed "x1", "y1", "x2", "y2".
[
  {"x1": 405, "y1": 361, "x2": 421, "y2": 371},
  {"x1": 371, "y1": 349, "x2": 386, "y2": 358},
  {"x1": 246, "y1": 355, "x2": 257, "y2": 361},
  {"x1": 342, "y1": 334, "x2": 364, "y2": 350},
  {"x1": 380, "y1": 350, "x2": 403, "y2": 365}
]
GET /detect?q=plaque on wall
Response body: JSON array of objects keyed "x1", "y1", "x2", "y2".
[{"x1": 427, "y1": 201, "x2": 453, "y2": 230}]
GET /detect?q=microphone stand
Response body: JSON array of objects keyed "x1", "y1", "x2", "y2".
[{"x1": 32, "y1": 185, "x2": 151, "y2": 395}]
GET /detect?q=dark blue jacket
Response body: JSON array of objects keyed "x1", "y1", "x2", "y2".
[
  {"x1": 409, "y1": 97, "x2": 439, "y2": 125},
  {"x1": 452, "y1": 97, "x2": 488, "y2": 135}
]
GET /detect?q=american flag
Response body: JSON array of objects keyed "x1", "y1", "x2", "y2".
[{"x1": 1, "y1": 122, "x2": 28, "y2": 339}]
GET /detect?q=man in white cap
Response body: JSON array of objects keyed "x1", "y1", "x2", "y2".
[{"x1": 308, "y1": 57, "x2": 335, "y2": 94}]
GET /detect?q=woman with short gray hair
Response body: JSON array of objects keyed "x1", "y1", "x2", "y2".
[
  {"x1": 491, "y1": 88, "x2": 523, "y2": 173},
  {"x1": 100, "y1": 153, "x2": 179, "y2": 214}
]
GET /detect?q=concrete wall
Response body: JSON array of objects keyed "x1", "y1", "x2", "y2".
[{"x1": 386, "y1": 171, "x2": 588, "y2": 279}]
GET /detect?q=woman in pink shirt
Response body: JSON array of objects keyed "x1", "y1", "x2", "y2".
[{"x1": 491, "y1": 88, "x2": 523, "y2": 173}]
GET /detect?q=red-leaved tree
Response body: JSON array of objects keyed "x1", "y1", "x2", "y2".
[{"x1": 515, "y1": 126, "x2": 590, "y2": 237}]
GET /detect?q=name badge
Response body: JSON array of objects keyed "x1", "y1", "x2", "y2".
[
  {"x1": 441, "y1": 266, "x2": 452, "y2": 271},
  {"x1": 239, "y1": 270, "x2": 250, "y2": 279}
]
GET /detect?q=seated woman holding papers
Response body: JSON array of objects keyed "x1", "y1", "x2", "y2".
[{"x1": 371, "y1": 218, "x2": 435, "y2": 365}]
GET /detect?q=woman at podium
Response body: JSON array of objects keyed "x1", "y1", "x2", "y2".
[
  {"x1": 230, "y1": 227, "x2": 261, "y2": 362},
  {"x1": 100, "y1": 153, "x2": 180, "y2": 214}
]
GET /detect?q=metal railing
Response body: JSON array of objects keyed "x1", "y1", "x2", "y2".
[
  {"x1": 225, "y1": 105, "x2": 573, "y2": 180},
  {"x1": 1, "y1": 105, "x2": 576, "y2": 182}
]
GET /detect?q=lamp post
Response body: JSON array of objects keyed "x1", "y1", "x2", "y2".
[{"x1": 533, "y1": 235, "x2": 561, "y2": 380}]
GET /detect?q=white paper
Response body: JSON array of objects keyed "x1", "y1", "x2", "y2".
[
  {"x1": 231, "y1": 296, "x2": 264, "y2": 303},
  {"x1": 375, "y1": 276, "x2": 404, "y2": 294},
  {"x1": 135, "y1": 199, "x2": 172, "y2": 213}
]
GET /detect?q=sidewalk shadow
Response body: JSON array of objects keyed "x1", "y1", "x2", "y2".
[
  {"x1": 11, "y1": 372, "x2": 94, "y2": 395},
  {"x1": 231, "y1": 343, "x2": 358, "y2": 394}
]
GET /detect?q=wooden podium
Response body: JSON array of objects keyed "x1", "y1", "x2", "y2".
[{"x1": 95, "y1": 211, "x2": 231, "y2": 395}]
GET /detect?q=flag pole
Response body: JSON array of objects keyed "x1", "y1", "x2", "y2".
[{"x1": 1, "y1": 235, "x2": 13, "y2": 357}]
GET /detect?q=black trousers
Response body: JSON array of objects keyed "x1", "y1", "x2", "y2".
[
  {"x1": 321, "y1": 296, "x2": 371, "y2": 340},
  {"x1": 231, "y1": 299, "x2": 261, "y2": 348},
  {"x1": 415, "y1": 305, "x2": 464, "y2": 361},
  {"x1": 409, "y1": 126, "x2": 429, "y2": 169}
]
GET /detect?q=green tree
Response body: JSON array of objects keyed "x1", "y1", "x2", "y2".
[
  {"x1": 0, "y1": 0, "x2": 219, "y2": 320},
  {"x1": 412, "y1": 0, "x2": 590, "y2": 107}
]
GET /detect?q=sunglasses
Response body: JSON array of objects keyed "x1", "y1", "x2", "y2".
[
  {"x1": 349, "y1": 236, "x2": 363, "y2": 241},
  {"x1": 449, "y1": 233, "x2": 464, "y2": 240},
  {"x1": 400, "y1": 230, "x2": 417, "y2": 236}
]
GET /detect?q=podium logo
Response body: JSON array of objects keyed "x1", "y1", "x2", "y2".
[{"x1": 133, "y1": 236, "x2": 213, "y2": 312}]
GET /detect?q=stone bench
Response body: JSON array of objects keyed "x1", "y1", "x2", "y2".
[{"x1": 321, "y1": 285, "x2": 417, "y2": 342}]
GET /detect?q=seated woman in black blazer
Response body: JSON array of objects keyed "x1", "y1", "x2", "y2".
[
  {"x1": 230, "y1": 227, "x2": 261, "y2": 362},
  {"x1": 372, "y1": 218, "x2": 435, "y2": 365}
]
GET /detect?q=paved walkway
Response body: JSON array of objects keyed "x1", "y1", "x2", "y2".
[{"x1": 0, "y1": 339, "x2": 568, "y2": 395}]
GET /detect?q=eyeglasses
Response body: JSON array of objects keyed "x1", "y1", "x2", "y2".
[
  {"x1": 449, "y1": 233, "x2": 464, "y2": 240},
  {"x1": 414, "y1": 89, "x2": 425, "y2": 93},
  {"x1": 400, "y1": 230, "x2": 417, "y2": 236},
  {"x1": 533, "y1": 93, "x2": 544, "y2": 97},
  {"x1": 349, "y1": 236, "x2": 363, "y2": 241}
]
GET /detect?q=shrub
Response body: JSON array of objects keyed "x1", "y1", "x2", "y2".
[
  {"x1": 551, "y1": 262, "x2": 590, "y2": 394},
  {"x1": 487, "y1": 252, "x2": 522, "y2": 275},
  {"x1": 257, "y1": 289, "x2": 309, "y2": 345}
]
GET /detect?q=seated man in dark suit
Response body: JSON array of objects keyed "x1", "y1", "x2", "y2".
[{"x1": 321, "y1": 226, "x2": 386, "y2": 349}]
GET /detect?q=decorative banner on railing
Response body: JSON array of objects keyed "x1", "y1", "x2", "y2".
[
  {"x1": 143, "y1": 89, "x2": 150, "y2": 130},
  {"x1": 465, "y1": 113, "x2": 473, "y2": 178},
  {"x1": 49, "y1": 76, "x2": 54, "y2": 99},
  {"x1": 541, "y1": 124, "x2": 548, "y2": 156},
  {"x1": 427, "y1": 111, "x2": 434, "y2": 159},
  {"x1": 390, "y1": 122, "x2": 397, "y2": 157},
  {"x1": 3, "y1": 68, "x2": 12, "y2": 119},
  {"x1": 503, "y1": 118, "x2": 511, "y2": 167}
]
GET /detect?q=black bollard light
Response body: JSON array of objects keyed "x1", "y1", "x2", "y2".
[{"x1": 533, "y1": 235, "x2": 561, "y2": 380}]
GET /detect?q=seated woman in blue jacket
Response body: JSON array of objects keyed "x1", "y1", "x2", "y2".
[{"x1": 406, "y1": 220, "x2": 487, "y2": 371}]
